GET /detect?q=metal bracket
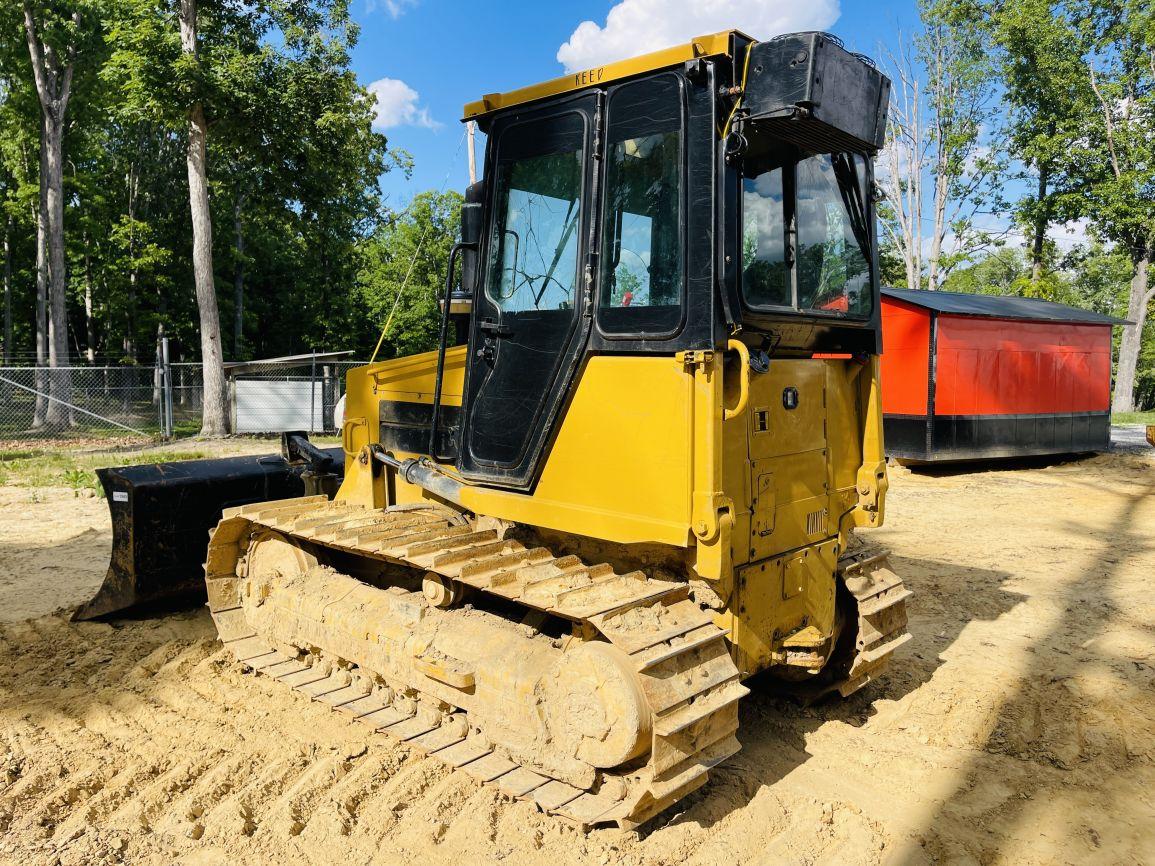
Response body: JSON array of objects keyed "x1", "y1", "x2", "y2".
[{"x1": 679, "y1": 349, "x2": 715, "y2": 371}]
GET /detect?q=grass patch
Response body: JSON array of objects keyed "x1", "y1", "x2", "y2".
[
  {"x1": 0, "y1": 449, "x2": 210, "y2": 492},
  {"x1": 0, "y1": 432, "x2": 341, "y2": 493},
  {"x1": 1112, "y1": 411, "x2": 1155, "y2": 425}
]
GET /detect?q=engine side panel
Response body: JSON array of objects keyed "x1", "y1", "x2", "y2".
[{"x1": 341, "y1": 351, "x2": 697, "y2": 547}]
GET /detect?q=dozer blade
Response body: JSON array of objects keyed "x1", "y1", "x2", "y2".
[{"x1": 74, "y1": 448, "x2": 344, "y2": 621}]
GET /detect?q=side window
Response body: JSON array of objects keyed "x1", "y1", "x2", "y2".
[
  {"x1": 796, "y1": 153, "x2": 872, "y2": 316},
  {"x1": 486, "y1": 113, "x2": 584, "y2": 314},
  {"x1": 741, "y1": 168, "x2": 788, "y2": 307},
  {"x1": 598, "y1": 75, "x2": 684, "y2": 335},
  {"x1": 740, "y1": 151, "x2": 873, "y2": 318}
]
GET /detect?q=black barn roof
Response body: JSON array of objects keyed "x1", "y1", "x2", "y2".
[{"x1": 882, "y1": 287, "x2": 1125, "y2": 326}]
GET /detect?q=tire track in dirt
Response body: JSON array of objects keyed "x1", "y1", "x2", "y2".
[{"x1": 0, "y1": 609, "x2": 519, "y2": 865}]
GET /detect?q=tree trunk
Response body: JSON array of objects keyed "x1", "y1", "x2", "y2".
[
  {"x1": 125, "y1": 163, "x2": 138, "y2": 362},
  {"x1": 83, "y1": 231, "x2": 95, "y2": 363},
  {"x1": 233, "y1": 189, "x2": 244, "y2": 358},
  {"x1": 1029, "y1": 163, "x2": 1051, "y2": 285},
  {"x1": 1111, "y1": 251, "x2": 1152, "y2": 414},
  {"x1": 2, "y1": 214, "x2": 12, "y2": 364},
  {"x1": 42, "y1": 120, "x2": 70, "y2": 428},
  {"x1": 928, "y1": 152, "x2": 948, "y2": 291},
  {"x1": 32, "y1": 135, "x2": 48, "y2": 429},
  {"x1": 180, "y1": 0, "x2": 228, "y2": 436},
  {"x1": 24, "y1": 4, "x2": 76, "y2": 431}
]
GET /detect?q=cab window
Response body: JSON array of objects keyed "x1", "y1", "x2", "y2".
[
  {"x1": 597, "y1": 75, "x2": 684, "y2": 335},
  {"x1": 486, "y1": 113, "x2": 584, "y2": 313},
  {"x1": 742, "y1": 167, "x2": 788, "y2": 307},
  {"x1": 740, "y1": 150, "x2": 873, "y2": 318},
  {"x1": 796, "y1": 153, "x2": 871, "y2": 316}
]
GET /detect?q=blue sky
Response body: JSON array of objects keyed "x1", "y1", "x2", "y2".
[{"x1": 349, "y1": 0, "x2": 922, "y2": 208}]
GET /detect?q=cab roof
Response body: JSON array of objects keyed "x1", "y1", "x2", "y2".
[{"x1": 462, "y1": 30, "x2": 751, "y2": 121}]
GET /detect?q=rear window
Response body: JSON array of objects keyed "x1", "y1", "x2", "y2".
[{"x1": 741, "y1": 151, "x2": 873, "y2": 319}]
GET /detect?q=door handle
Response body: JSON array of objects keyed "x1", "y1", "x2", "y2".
[
  {"x1": 479, "y1": 319, "x2": 512, "y2": 337},
  {"x1": 476, "y1": 339, "x2": 496, "y2": 364}
]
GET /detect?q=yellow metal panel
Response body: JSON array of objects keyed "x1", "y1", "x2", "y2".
[
  {"x1": 851, "y1": 356, "x2": 888, "y2": 528},
  {"x1": 745, "y1": 360, "x2": 827, "y2": 460},
  {"x1": 728, "y1": 539, "x2": 838, "y2": 677},
  {"x1": 365, "y1": 345, "x2": 467, "y2": 403},
  {"x1": 749, "y1": 451, "x2": 829, "y2": 560},
  {"x1": 824, "y1": 360, "x2": 864, "y2": 494},
  {"x1": 463, "y1": 31, "x2": 744, "y2": 120},
  {"x1": 461, "y1": 355, "x2": 694, "y2": 545}
]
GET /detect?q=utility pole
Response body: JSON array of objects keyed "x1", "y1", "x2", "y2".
[{"x1": 467, "y1": 120, "x2": 477, "y2": 185}]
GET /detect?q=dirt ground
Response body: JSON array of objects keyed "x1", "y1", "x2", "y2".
[{"x1": 0, "y1": 444, "x2": 1152, "y2": 865}]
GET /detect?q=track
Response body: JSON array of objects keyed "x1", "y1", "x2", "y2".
[
  {"x1": 791, "y1": 548, "x2": 912, "y2": 705},
  {"x1": 204, "y1": 496, "x2": 748, "y2": 829}
]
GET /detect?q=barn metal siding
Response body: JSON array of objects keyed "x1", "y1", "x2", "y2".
[
  {"x1": 879, "y1": 290, "x2": 1116, "y2": 461},
  {"x1": 934, "y1": 317, "x2": 1112, "y2": 416}
]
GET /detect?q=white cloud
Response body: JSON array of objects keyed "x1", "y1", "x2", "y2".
[
  {"x1": 367, "y1": 77, "x2": 441, "y2": 130},
  {"x1": 557, "y1": 0, "x2": 841, "y2": 73},
  {"x1": 365, "y1": 0, "x2": 417, "y2": 18}
]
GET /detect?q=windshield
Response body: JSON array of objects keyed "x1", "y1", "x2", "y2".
[{"x1": 742, "y1": 151, "x2": 873, "y2": 318}]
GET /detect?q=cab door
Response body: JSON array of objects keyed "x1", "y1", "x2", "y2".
[{"x1": 458, "y1": 96, "x2": 598, "y2": 488}]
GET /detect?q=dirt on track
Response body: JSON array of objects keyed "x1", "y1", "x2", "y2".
[{"x1": 1, "y1": 449, "x2": 1153, "y2": 865}]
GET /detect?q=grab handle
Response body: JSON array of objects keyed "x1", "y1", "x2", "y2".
[{"x1": 723, "y1": 339, "x2": 750, "y2": 421}]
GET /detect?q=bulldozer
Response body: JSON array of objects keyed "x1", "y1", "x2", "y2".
[{"x1": 87, "y1": 30, "x2": 911, "y2": 829}]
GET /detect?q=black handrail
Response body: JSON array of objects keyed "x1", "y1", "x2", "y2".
[{"x1": 429, "y1": 241, "x2": 474, "y2": 460}]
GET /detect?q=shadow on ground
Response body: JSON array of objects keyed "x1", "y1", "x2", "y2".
[
  {"x1": 892, "y1": 463, "x2": 1155, "y2": 863},
  {"x1": 643, "y1": 556, "x2": 1022, "y2": 835}
]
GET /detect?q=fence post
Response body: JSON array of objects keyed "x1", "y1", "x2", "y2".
[
  {"x1": 310, "y1": 349, "x2": 317, "y2": 433},
  {"x1": 156, "y1": 342, "x2": 165, "y2": 435},
  {"x1": 162, "y1": 337, "x2": 174, "y2": 439}
]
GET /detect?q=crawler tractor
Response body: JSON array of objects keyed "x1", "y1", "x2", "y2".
[{"x1": 94, "y1": 30, "x2": 911, "y2": 829}]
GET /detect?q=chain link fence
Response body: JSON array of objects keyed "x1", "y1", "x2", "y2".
[{"x1": 0, "y1": 352, "x2": 363, "y2": 444}]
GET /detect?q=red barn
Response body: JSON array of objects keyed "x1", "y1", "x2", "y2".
[{"x1": 880, "y1": 287, "x2": 1122, "y2": 461}]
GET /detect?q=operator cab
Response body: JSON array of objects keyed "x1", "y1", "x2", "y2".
[{"x1": 439, "y1": 31, "x2": 890, "y2": 488}]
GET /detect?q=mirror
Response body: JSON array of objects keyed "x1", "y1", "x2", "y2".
[{"x1": 458, "y1": 180, "x2": 485, "y2": 300}]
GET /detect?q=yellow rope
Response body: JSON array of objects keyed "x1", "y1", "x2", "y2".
[{"x1": 369, "y1": 129, "x2": 469, "y2": 364}]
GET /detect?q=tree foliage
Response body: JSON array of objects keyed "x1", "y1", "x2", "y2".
[
  {"x1": 356, "y1": 190, "x2": 462, "y2": 360},
  {"x1": 878, "y1": 0, "x2": 1008, "y2": 291},
  {"x1": 0, "y1": 0, "x2": 408, "y2": 373}
]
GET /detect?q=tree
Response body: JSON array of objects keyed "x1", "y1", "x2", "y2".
[
  {"x1": 171, "y1": 0, "x2": 227, "y2": 434},
  {"x1": 106, "y1": 0, "x2": 389, "y2": 434},
  {"x1": 0, "y1": 0, "x2": 396, "y2": 434},
  {"x1": 1069, "y1": 0, "x2": 1154, "y2": 412},
  {"x1": 356, "y1": 190, "x2": 463, "y2": 360},
  {"x1": 989, "y1": 0, "x2": 1087, "y2": 285},
  {"x1": 0, "y1": 49, "x2": 39, "y2": 370},
  {"x1": 21, "y1": 2, "x2": 89, "y2": 428},
  {"x1": 940, "y1": 247, "x2": 1031, "y2": 295},
  {"x1": 879, "y1": 0, "x2": 1007, "y2": 290}
]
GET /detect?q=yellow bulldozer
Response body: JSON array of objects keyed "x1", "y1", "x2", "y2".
[{"x1": 85, "y1": 30, "x2": 910, "y2": 829}]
